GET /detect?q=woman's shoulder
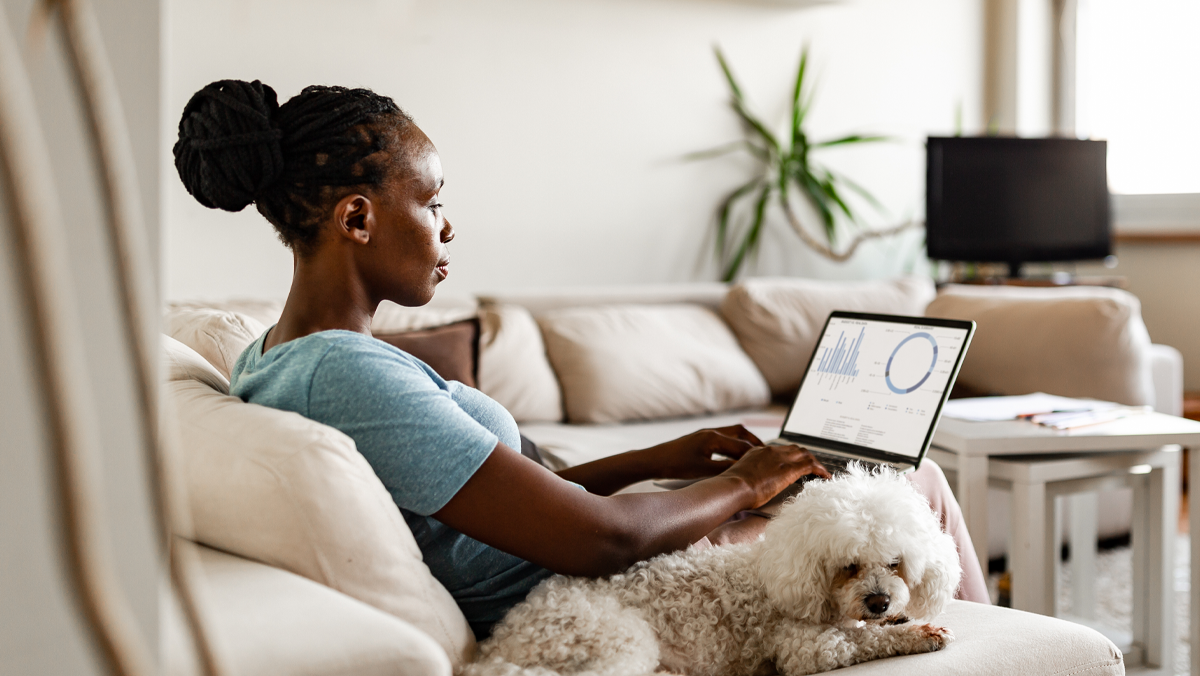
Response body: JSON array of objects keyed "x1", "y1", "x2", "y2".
[{"x1": 298, "y1": 330, "x2": 446, "y2": 388}]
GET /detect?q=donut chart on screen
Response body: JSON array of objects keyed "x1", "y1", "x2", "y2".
[{"x1": 885, "y1": 332, "x2": 938, "y2": 394}]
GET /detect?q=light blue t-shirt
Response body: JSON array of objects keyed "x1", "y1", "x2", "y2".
[{"x1": 230, "y1": 329, "x2": 552, "y2": 639}]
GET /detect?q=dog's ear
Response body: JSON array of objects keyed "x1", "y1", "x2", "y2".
[
  {"x1": 755, "y1": 545, "x2": 835, "y2": 623},
  {"x1": 903, "y1": 532, "x2": 961, "y2": 621},
  {"x1": 754, "y1": 506, "x2": 837, "y2": 623}
]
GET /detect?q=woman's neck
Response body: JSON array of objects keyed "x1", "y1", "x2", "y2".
[{"x1": 265, "y1": 250, "x2": 375, "y2": 351}]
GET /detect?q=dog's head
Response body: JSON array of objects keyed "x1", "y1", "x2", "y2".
[{"x1": 753, "y1": 464, "x2": 961, "y2": 625}]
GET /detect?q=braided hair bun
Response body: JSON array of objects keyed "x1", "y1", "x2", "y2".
[
  {"x1": 174, "y1": 79, "x2": 284, "y2": 212},
  {"x1": 173, "y1": 80, "x2": 408, "y2": 252}
]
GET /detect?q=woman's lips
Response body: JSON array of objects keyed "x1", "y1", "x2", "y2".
[{"x1": 436, "y1": 260, "x2": 450, "y2": 279}]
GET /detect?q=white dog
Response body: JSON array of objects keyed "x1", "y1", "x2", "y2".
[{"x1": 464, "y1": 465, "x2": 962, "y2": 676}]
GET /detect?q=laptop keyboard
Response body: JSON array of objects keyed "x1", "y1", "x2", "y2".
[{"x1": 808, "y1": 449, "x2": 883, "y2": 476}]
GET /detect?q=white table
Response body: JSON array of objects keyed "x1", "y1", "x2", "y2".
[
  {"x1": 927, "y1": 412, "x2": 1200, "y2": 669},
  {"x1": 929, "y1": 413, "x2": 1200, "y2": 572}
]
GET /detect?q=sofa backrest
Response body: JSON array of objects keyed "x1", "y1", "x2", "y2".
[
  {"x1": 479, "y1": 282, "x2": 729, "y2": 314},
  {"x1": 926, "y1": 284, "x2": 1156, "y2": 406}
]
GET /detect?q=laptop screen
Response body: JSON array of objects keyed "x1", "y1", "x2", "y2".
[{"x1": 781, "y1": 314, "x2": 972, "y2": 459}]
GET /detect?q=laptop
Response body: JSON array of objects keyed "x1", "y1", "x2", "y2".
[{"x1": 771, "y1": 311, "x2": 976, "y2": 477}]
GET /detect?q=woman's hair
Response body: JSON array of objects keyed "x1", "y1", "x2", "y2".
[{"x1": 173, "y1": 80, "x2": 411, "y2": 252}]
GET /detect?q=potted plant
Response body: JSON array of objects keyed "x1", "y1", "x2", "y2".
[{"x1": 697, "y1": 47, "x2": 916, "y2": 281}]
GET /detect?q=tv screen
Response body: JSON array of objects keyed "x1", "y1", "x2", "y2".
[{"x1": 925, "y1": 137, "x2": 1111, "y2": 271}]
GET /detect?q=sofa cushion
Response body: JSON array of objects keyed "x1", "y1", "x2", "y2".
[
  {"x1": 162, "y1": 335, "x2": 229, "y2": 393},
  {"x1": 374, "y1": 319, "x2": 479, "y2": 388},
  {"x1": 828, "y1": 600, "x2": 1122, "y2": 675},
  {"x1": 537, "y1": 304, "x2": 770, "y2": 424},
  {"x1": 165, "y1": 306, "x2": 267, "y2": 379},
  {"x1": 721, "y1": 277, "x2": 937, "y2": 396},
  {"x1": 168, "y1": 378, "x2": 475, "y2": 666},
  {"x1": 477, "y1": 304, "x2": 563, "y2": 423},
  {"x1": 169, "y1": 298, "x2": 285, "y2": 328},
  {"x1": 925, "y1": 285, "x2": 1155, "y2": 406},
  {"x1": 371, "y1": 296, "x2": 478, "y2": 334},
  {"x1": 185, "y1": 543, "x2": 452, "y2": 676}
]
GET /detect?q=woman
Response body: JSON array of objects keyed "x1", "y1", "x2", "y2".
[{"x1": 174, "y1": 80, "x2": 988, "y2": 640}]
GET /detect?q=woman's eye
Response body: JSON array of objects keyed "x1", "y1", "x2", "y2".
[{"x1": 430, "y1": 203, "x2": 443, "y2": 211}]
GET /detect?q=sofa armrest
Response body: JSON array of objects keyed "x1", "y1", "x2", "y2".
[
  {"x1": 176, "y1": 544, "x2": 452, "y2": 676},
  {"x1": 1150, "y1": 343, "x2": 1185, "y2": 417}
]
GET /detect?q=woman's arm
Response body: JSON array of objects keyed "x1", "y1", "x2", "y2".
[
  {"x1": 432, "y1": 440, "x2": 827, "y2": 577},
  {"x1": 554, "y1": 425, "x2": 765, "y2": 496}
]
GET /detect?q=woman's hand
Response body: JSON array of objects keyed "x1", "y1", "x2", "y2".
[
  {"x1": 720, "y1": 443, "x2": 831, "y2": 509},
  {"x1": 641, "y1": 425, "x2": 766, "y2": 480}
]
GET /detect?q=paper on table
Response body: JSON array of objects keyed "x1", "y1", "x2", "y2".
[{"x1": 941, "y1": 392, "x2": 1109, "y2": 422}]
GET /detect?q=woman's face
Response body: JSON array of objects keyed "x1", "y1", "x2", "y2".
[{"x1": 362, "y1": 125, "x2": 454, "y2": 307}]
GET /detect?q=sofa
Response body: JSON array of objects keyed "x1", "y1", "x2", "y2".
[{"x1": 161, "y1": 276, "x2": 1178, "y2": 675}]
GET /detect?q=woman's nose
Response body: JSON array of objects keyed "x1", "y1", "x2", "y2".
[{"x1": 441, "y1": 217, "x2": 455, "y2": 244}]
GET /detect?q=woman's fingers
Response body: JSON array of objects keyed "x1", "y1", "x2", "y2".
[
  {"x1": 702, "y1": 429, "x2": 755, "y2": 460},
  {"x1": 709, "y1": 424, "x2": 765, "y2": 448},
  {"x1": 772, "y1": 443, "x2": 831, "y2": 479}
]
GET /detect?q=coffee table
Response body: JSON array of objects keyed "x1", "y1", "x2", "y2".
[{"x1": 927, "y1": 412, "x2": 1200, "y2": 670}]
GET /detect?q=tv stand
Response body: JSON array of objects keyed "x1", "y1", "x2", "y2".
[{"x1": 948, "y1": 274, "x2": 1127, "y2": 290}]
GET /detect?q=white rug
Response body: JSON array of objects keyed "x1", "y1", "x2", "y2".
[{"x1": 990, "y1": 535, "x2": 1191, "y2": 675}]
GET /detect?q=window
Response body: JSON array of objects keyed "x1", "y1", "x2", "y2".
[{"x1": 1074, "y1": 0, "x2": 1200, "y2": 233}]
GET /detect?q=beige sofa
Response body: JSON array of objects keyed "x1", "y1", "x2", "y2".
[{"x1": 163, "y1": 277, "x2": 1174, "y2": 675}]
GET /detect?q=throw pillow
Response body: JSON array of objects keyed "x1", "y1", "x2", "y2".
[
  {"x1": 537, "y1": 304, "x2": 770, "y2": 424},
  {"x1": 169, "y1": 377, "x2": 476, "y2": 666},
  {"x1": 720, "y1": 276, "x2": 937, "y2": 396},
  {"x1": 374, "y1": 319, "x2": 479, "y2": 388},
  {"x1": 925, "y1": 284, "x2": 1155, "y2": 406},
  {"x1": 477, "y1": 304, "x2": 564, "y2": 423}
]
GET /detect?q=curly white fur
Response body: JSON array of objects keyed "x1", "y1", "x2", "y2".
[{"x1": 463, "y1": 465, "x2": 962, "y2": 676}]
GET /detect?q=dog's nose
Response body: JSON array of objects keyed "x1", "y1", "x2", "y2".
[{"x1": 864, "y1": 593, "x2": 890, "y2": 615}]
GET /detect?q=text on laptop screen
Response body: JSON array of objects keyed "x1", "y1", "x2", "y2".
[{"x1": 781, "y1": 316, "x2": 970, "y2": 458}]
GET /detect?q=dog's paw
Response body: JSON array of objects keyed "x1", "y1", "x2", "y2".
[{"x1": 912, "y1": 624, "x2": 954, "y2": 652}]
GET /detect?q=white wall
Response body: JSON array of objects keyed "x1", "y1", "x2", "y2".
[{"x1": 163, "y1": 0, "x2": 985, "y2": 301}]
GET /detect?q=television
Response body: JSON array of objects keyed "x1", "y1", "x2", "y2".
[{"x1": 925, "y1": 137, "x2": 1111, "y2": 277}]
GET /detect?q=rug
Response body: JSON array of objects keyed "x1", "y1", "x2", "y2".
[{"x1": 989, "y1": 535, "x2": 1190, "y2": 674}]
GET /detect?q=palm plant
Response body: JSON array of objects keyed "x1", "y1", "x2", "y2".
[{"x1": 697, "y1": 46, "x2": 915, "y2": 281}]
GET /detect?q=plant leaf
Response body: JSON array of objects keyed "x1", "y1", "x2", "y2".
[
  {"x1": 820, "y1": 175, "x2": 854, "y2": 220},
  {"x1": 715, "y1": 178, "x2": 763, "y2": 260},
  {"x1": 793, "y1": 170, "x2": 837, "y2": 243},
  {"x1": 813, "y1": 134, "x2": 890, "y2": 148},
  {"x1": 714, "y1": 46, "x2": 744, "y2": 102},
  {"x1": 731, "y1": 100, "x2": 780, "y2": 154},
  {"x1": 790, "y1": 47, "x2": 809, "y2": 147},
  {"x1": 722, "y1": 184, "x2": 773, "y2": 282},
  {"x1": 682, "y1": 140, "x2": 764, "y2": 162},
  {"x1": 836, "y1": 173, "x2": 887, "y2": 214},
  {"x1": 714, "y1": 47, "x2": 780, "y2": 154}
]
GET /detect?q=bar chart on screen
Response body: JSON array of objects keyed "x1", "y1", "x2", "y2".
[{"x1": 813, "y1": 326, "x2": 864, "y2": 389}]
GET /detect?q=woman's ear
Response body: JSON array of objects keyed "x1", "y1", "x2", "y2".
[{"x1": 333, "y1": 193, "x2": 373, "y2": 245}]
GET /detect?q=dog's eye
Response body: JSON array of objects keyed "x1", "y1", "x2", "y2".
[
  {"x1": 889, "y1": 561, "x2": 901, "y2": 570},
  {"x1": 843, "y1": 563, "x2": 859, "y2": 576}
]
